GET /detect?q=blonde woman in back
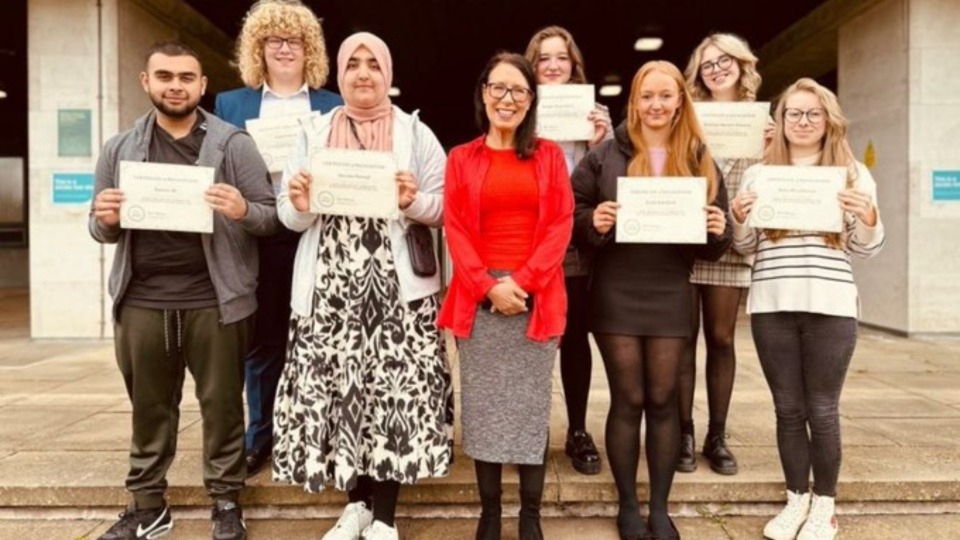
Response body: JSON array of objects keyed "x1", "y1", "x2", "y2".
[{"x1": 675, "y1": 32, "x2": 767, "y2": 477}]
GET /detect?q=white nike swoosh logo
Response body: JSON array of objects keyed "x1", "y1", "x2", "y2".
[{"x1": 136, "y1": 507, "x2": 168, "y2": 538}]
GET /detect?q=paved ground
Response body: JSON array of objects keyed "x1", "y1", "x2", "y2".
[{"x1": 0, "y1": 288, "x2": 958, "y2": 538}]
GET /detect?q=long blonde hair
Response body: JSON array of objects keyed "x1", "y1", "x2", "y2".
[
  {"x1": 684, "y1": 33, "x2": 761, "y2": 102},
  {"x1": 235, "y1": 0, "x2": 330, "y2": 89},
  {"x1": 765, "y1": 77, "x2": 858, "y2": 247},
  {"x1": 626, "y1": 61, "x2": 719, "y2": 202}
]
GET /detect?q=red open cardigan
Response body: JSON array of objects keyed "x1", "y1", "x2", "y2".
[{"x1": 438, "y1": 136, "x2": 573, "y2": 342}]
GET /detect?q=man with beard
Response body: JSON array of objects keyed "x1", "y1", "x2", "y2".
[{"x1": 89, "y1": 41, "x2": 278, "y2": 540}]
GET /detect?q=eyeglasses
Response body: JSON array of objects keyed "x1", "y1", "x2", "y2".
[
  {"x1": 783, "y1": 108, "x2": 826, "y2": 125},
  {"x1": 484, "y1": 83, "x2": 533, "y2": 103},
  {"x1": 264, "y1": 37, "x2": 304, "y2": 51},
  {"x1": 699, "y1": 54, "x2": 734, "y2": 76}
]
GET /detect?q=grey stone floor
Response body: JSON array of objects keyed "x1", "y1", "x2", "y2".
[{"x1": 0, "y1": 288, "x2": 958, "y2": 538}]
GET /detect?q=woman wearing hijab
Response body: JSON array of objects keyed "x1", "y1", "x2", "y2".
[{"x1": 272, "y1": 32, "x2": 453, "y2": 540}]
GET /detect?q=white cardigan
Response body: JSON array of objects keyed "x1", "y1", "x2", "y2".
[{"x1": 278, "y1": 106, "x2": 446, "y2": 318}]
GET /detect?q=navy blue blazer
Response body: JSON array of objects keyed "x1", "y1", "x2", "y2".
[{"x1": 213, "y1": 86, "x2": 343, "y2": 128}]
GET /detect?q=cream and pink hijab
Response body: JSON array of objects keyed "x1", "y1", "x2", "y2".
[{"x1": 328, "y1": 32, "x2": 394, "y2": 152}]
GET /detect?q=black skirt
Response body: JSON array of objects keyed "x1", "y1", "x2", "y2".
[{"x1": 589, "y1": 242, "x2": 694, "y2": 337}]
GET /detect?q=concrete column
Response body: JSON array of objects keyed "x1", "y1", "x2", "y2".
[
  {"x1": 27, "y1": 0, "x2": 235, "y2": 338},
  {"x1": 840, "y1": 0, "x2": 960, "y2": 335}
]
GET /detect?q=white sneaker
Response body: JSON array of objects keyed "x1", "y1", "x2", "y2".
[
  {"x1": 322, "y1": 502, "x2": 374, "y2": 540},
  {"x1": 797, "y1": 494, "x2": 838, "y2": 540},
  {"x1": 763, "y1": 490, "x2": 811, "y2": 540},
  {"x1": 361, "y1": 521, "x2": 399, "y2": 540}
]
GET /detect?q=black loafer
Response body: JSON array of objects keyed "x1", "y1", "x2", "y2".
[
  {"x1": 676, "y1": 432, "x2": 697, "y2": 473},
  {"x1": 565, "y1": 430, "x2": 601, "y2": 475},
  {"x1": 244, "y1": 446, "x2": 272, "y2": 478},
  {"x1": 644, "y1": 515, "x2": 680, "y2": 539},
  {"x1": 703, "y1": 432, "x2": 738, "y2": 475}
]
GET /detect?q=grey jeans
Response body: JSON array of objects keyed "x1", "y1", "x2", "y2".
[{"x1": 751, "y1": 312, "x2": 857, "y2": 497}]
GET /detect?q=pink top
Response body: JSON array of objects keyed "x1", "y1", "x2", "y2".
[{"x1": 649, "y1": 148, "x2": 667, "y2": 176}]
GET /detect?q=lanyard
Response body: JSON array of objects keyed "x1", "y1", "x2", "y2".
[{"x1": 347, "y1": 117, "x2": 367, "y2": 151}]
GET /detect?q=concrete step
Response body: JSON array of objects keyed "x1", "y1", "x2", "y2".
[
  {"x1": 1, "y1": 446, "x2": 958, "y2": 510},
  {"x1": 2, "y1": 515, "x2": 960, "y2": 540}
]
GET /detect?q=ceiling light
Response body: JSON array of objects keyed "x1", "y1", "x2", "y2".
[
  {"x1": 388, "y1": 87, "x2": 401, "y2": 97},
  {"x1": 0, "y1": 90, "x2": 7, "y2": 99},
  {"x1": 599, "y1": 85, "x2": 622, "y2": 97},
  {"x1": 634, "y1": 37, "x2": 663, "y2": 51}
]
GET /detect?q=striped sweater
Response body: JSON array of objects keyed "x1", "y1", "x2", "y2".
[{"x1": 732, "y1": 156, "x2": 885, "y2": 318}]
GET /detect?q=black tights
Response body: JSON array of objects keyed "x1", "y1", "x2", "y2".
[
  {"x1": 348, "y1": 476, "x2": 400, "y2": 527},
  {"x1": 560, "y1": 276, "x2": 592, "y2": 433},
  {"x1": 475, "y1": 451, "x2": 548, "y2": 521},
  {"x1": 678, "y1": 285, "x2": 743, "y2": 436},
  {"x1": 596, "y1": 333, "x2": 683, "y2": 538}
]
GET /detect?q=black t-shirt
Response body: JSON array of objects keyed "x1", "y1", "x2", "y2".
[{"x1": 123, "y1": 114, "x2": 219, "y2": 310}]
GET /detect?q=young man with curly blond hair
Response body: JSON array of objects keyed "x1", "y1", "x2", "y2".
[{"x1": 215, "y1": 0, "x2": 342, "y2": 478}]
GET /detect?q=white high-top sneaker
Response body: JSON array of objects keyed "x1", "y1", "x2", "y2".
[
  {"x1": 322, "y1": 502, "x2": 374, "y2": 540},
  {"x1": 361, "y1": 520, "x2": 399, "y2": 540},
  {"x1": 763, "y1": 490, "x2": 811, "y2": 540},
  {"x1": 797, "y1": 494, "x2": 838, "y2": 540}
]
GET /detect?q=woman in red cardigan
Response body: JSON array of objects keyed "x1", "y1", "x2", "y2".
[{"x1": 439, "y1": 52, "x2": 573, "y2": 540}]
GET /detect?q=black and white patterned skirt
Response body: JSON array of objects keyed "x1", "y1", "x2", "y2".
[{"x1": 272, "y1": 216, "x2": 453, "y2": 493}]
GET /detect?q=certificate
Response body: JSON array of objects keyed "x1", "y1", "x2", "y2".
[
  {"x1": 118, "y1": 161, "x2": 214, "y2": 234},
  {"x1": 616, "y1": 177, "x2": 706, "y2": 244},
  {"x1": 245, "y1": 112, "x2": 319, "y2": 173},
  {"x1": 693, "y1": 101, "x2": 770, "y2": 159},
  {"x1": 747, "y1": 166, "x2": 846, "y2": 233},
  {"x1": 309, "y1": 148, "x2": 399, "y2": 219},
  {"x1": 536, "y1": 84, "x2": 595, "y2": 141}
]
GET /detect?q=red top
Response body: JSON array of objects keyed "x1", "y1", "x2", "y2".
[
  {"x1": 439, "y1": 137, "x2": 573, "y2": 342},
  {"x1": 480, "y1": 147, "x2": 539, "y2": 270}
]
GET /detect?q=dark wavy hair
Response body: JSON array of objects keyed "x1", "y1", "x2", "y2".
[{"x1": 473, "y1": 52, "x2": 539, "y2": 159}]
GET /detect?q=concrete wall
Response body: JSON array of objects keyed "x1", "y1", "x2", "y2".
[
  {"x1": 27, "y1": 0, "x2": 234, "y2": 338},
  {"x1": 906, "y1": 0, "x2": 960, "y2": 333},
  {"x1": 840, "y1": 0, "x2": 960, "y2": 334},
  {"x1": 28, "y1": 0, "x2": 113, "y2": 337},
  {"x1": 839, "y1": 0, "x2": 911, "y2": 332}
]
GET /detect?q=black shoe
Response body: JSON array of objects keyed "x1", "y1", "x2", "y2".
[
  {"x1": 244, "y1": 445, "x2": 271, "y2": 478},
  {"x1": 616, "y1": 506, "x2": 645, "y2": 540},
  {"x1": 676, "y1": 432, "x2": 697, "y2": 473},
  {"x1": 475, "y1": 513, "x2": 501, "y2": 540},
  {"x1": 98, "y1": 503, "x2": 173, "y2": 540},
  {"x1": 644, "y1": 514, "x2": 680, "y2": 539},
  {"x1": 703, "y1": 432, "x2": 738, "y2": 475},
  {"x1": 518, "y1": 506, "x2": 543, "y2": 540},
  {"x1": 211, "y1": 500, "x2": 246, "y2": 540},
  {"x1": 475, "y1": 493, "x2": 502, "y2": 540},
  {"x1": 565, "y1": 430, "x2": 601, "y2": 475}
]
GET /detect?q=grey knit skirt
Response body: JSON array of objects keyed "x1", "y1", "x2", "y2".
[{"x1": 458, "y1": 306, "x2": 558, "y2": 465}]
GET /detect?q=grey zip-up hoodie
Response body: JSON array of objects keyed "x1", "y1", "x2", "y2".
[{"x1": 89, "y1": 108, "x2": 280, "y2": 324}]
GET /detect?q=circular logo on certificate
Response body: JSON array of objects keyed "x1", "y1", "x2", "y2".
[
  {"x1": 262, "y1": 153, "x2": 274, "y2": 167},
  {"x1": 756, "y1": 205, "x2": 775, "y2": 222},
  {"x1": 317, "y1": 191, "x2": 335, "y2": 208},
  {"x1": 623, "y1": 219, "x2": 641, "y2": 235},
  {"x1": 127, "y1": 205, "x2": 145, "y2": 222}
]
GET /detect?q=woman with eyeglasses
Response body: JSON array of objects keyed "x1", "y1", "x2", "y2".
[
  {"x1": 674, "y1": 33, "x2": 767, "y2": 477},
  {"x1": 272, "y1": 32, "x2": 452, "y2": 540},
  {"x1": 439, "y1": 52, "x2": 573, "y2": 540},
  {"x1": 572, "y1": 60, "x2": 731, "y2": 540},
  {"x1": 522, "y1": 25, "x2": 612, "y2": 477},
  {"x1": 731, "y1": 78, "x2": 883, "y2": 540}
]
